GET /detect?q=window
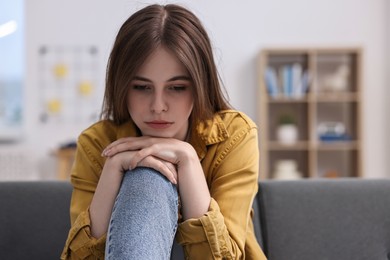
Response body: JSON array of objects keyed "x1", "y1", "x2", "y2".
[{"x1": 0, "y1": 0, "x2": 24, "y2": 141}]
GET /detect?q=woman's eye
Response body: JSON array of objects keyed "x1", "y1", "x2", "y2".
[
  {"x1": 169, "y1": 85, "x2": 187, "y2": 91},
  {"x1": 132, "y1": 85, "x2": 150, "y2": 91}
]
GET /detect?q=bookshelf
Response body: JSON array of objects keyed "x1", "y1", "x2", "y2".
[{"x1": 258, "y1": 48, "x2": 363, "y2": 180}]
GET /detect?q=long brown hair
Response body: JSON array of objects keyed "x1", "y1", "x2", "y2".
[{"x1": 101, "y1": 4, "x2": 230, "y2": 126}]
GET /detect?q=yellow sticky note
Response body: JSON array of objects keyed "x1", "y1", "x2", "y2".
[
  {"x1": 47, "y1": 99, "x2": 62, "y2": 113},
  {"x1": 78, "y1": 81, "x2": 94, "y2": 96},
  {"x1": 54, "y1": 63, "x2": 68, "y2": 79}
]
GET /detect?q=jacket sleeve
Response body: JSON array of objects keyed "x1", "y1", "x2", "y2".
[
  {"x1": 61, "y1": 135, "x2": 107, "y2": 260},
  {"x1": 176, "y1": 126, "x2": 265, "y2": 259}
]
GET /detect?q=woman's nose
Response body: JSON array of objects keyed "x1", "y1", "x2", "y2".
[{"x1": 150, "y1": 93, "x2": 168, "y2": 113}]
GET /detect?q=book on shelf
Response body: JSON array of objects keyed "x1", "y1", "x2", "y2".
[
  {"x1": 319, "y1": 133, "x2": 352, "y2": 142},
  {"x1": 264, "y1": 64, "x2": 309, "y2": 99},
  {"x1": 264, "y1": 67, "x2": 278, "y2": 97}
]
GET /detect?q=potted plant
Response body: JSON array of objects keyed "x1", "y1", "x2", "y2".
[{"x1": 276, "y1": 114, "x2": 298, "y2": 145}]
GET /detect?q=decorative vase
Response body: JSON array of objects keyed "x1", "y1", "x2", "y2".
[
  {"x1": 276, "y1": 124, "x2": 298, "y2": 144},
  {"x1": 273, "y1": 159, "x2": 302, "y2": 180}
]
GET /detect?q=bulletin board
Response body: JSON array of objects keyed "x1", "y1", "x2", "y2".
[{"x1": 37, "y1": 45, "x2": 101, "y2": 125}]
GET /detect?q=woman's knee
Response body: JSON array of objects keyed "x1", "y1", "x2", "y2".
[
  {"x1": 122, "y1": 167, "x2": 176, "y2": 194},
  {"x1": 110, "y1": 167, "x2": 179, "y2": 239},
  {"x1": 117, "y1": 167, "x2": 178, "y2": 207},
  {"x1": 124, "y1": 167, "x2": 170, "y2": 185}
]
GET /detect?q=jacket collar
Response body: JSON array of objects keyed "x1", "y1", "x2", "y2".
[{"x1": 189, "y1": 113, "x2": 229, "y2": 160}]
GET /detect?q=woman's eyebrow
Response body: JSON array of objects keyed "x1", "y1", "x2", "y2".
[
  {"x1": 132, "y1": 76, "x2": 152, "y2": 82},
  {"x1": 132, "y1": 75, "x2": 191, "y2": 82},
  {"x1": 167, "y1": 76, "x2": 191, "y2": 82}
]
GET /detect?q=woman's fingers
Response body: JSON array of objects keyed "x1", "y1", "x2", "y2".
[
  {"x1": 102, "y1": 137, "x2": 184, "y2": 185},
  {"x1": 161, "y1": 160, "x2": 178, "y2": 184},
  {"x1": 136, "y1": 156, "x2": 178, "y2": 185},
  {"x1": 129, "y1": 145, "x2": 178, "y2": 170},
  {"x1": 102, "y1": 136, "x2": 153, "y2": 157},
  {"x1": 101, "y1": 138, "x2": 132, "y2": 156}
]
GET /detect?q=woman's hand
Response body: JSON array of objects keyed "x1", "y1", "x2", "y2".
[
  {"x1": 102, "y1": 136, "x2": 197, "y2": 167},
  {"x1": 103, "y1": 136, "x2": 210, "y2": 220},
  {"x1": 102, "y1": 136, "x2": 189, "y2": 184}
]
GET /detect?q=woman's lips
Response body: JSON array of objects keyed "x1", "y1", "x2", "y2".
[{"x1": 145, "y1": 121, "x2": 173, "y2": 129}]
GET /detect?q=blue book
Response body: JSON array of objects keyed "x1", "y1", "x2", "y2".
[
  {"x1": 301, "y1": 71, "x2": 310, "y2": 95},
  {"x1": 265, "y1": 67, "x2": 278, "y2": 97},
  {"x1": 282, "y1": 65, "x2": 293, "y2": 97},
  {"x1": 291, "y1": 63, "x2": 303, "y2": 98}
]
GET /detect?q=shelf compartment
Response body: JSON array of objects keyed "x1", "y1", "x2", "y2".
[
  {"x1": 315, "y1": 102, "x2": 358, "y2": 141},
  {"x1": 268, "y1": 102, "x2": 309, "y2": 141},
  {"x1": 269, "y1": 150, "x2": 309, "y2": 179},
  {"x1": 317, "y1": 150, "x2": 359, "y2": 178},
  {"x1": 264, "y1": 53, "x2": 310, "y2": 99},
  {"x1": 315, "y1": 52, "x2": 359, "y2": 94}
]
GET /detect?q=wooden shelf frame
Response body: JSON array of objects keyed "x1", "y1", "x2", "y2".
[{"x1": 258, "y1": 47, "x2": 364, "y2": 179}]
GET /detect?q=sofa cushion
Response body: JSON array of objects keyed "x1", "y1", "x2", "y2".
[
  {"x1": 0, "y1": 181, "x2": 189, "y2": 259},
  {"x1": 0, "y1": 181, "x2": 72, "y2": 260},
  {"x1": 257, "y1": 179, "x2": 390, "y2": 260}
]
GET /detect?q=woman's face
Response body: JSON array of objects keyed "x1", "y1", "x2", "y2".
[{"x1": 127, "y1": 46, "x2": 194, "y2": 141}]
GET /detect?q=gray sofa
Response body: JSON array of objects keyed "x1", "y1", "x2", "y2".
[{"x1": 1, "y1": 179, "x2": 390, "y2": 260}]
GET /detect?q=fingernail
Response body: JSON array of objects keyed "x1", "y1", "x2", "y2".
[{"x1": 102, "y1": 148, "x2": 111, "y2": 157}]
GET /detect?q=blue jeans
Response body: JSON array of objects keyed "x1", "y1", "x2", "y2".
[{"x1": 105, "y1": 167, "x2": 179, "y2": 260}]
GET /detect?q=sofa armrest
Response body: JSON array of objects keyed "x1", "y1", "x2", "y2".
[{"x1": 0, "y1": 181, "x2": 72, "y2": 260}]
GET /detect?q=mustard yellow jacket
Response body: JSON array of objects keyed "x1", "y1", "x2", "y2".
[{"x1": 61, "y1": 110, "x2": 267, "y2": 260}]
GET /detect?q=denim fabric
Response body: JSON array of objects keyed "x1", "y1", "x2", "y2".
[{"x1": 105, "y1": 167, "x2": 179, "y2": 260}]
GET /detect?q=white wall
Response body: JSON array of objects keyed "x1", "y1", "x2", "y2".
[{"x1": 5, "y1": 0, "x2": 388, "y2": 179}]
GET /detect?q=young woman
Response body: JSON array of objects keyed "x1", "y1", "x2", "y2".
[{"x1": 61, "y1": 4, "x2": 266, "y2": 260}]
